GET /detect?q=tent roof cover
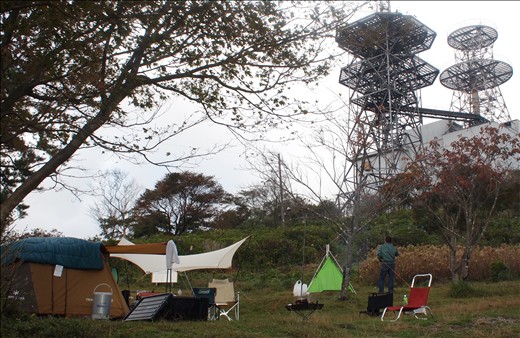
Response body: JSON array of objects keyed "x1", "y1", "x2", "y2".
[
  {"x1": 107, "y1": 236, "x2": 250, "y2": 283},
  {"x1": 1, "y1": 237, "x2": 105, "y2": 270}
]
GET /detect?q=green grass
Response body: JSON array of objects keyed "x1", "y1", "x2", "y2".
[{"x1": 2, "y1": 280, "x2": 519, "y2": 338}]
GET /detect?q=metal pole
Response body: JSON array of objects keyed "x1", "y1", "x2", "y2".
[{"x1": 278, "y1": 153, "x2": 285, "y2": 225}]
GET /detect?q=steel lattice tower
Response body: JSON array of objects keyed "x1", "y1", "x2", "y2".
[
  {"x1": 336, "y1": 11, "x2": 439, "y2": 197},
  {"x1": 440, "y1": 25, "x2": 513, "y2": 125}
]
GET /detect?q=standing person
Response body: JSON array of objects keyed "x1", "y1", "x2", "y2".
[{"x1": 377, "y1": 236, "x2": 399, "y2": 293}]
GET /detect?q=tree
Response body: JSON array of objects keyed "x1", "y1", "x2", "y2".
[
  {"x1": 133, "y1": 171, "x2": 227, "y2": 235},
  {"x1": 246, "y1": 113, "x2": 398, "y2": 299},
  {"x1": 1, "y1": 1, "x2": 363, "y2": 231},
  {"x1": 482, "y1": 169, "x2": 520, "y2": 245},
  {"x1": 2, "y1": 227, "x2": 63, "y2": 244},
  {"x1": 89, "y1": 169, "x2": 141, "y2": 240},
  {"x1": 132, "y1": 211, "x2": 168, "y2": 238},
  {"x1": 495, "y1": 169, "x2": 520, "y2": 216},
  {"x1": 211, "y1": 206, "x2": 250, "y2": 230},
  {"x1": 388, "y1": 126, "x2": 520, "y2": 282},
  {"x1": 228, "y1": 185, "x2": 272, "y2": 227}
]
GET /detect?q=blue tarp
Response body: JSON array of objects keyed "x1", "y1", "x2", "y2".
[{"x1": 1, "y1": 237, "x2": 105, "y2": 270}]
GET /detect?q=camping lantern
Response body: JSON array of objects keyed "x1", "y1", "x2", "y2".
[{"x1": 92, "y1": 283, "x2": 113, "y2": 319}]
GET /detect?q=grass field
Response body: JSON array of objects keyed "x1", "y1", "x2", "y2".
[{"x1": 2, "y1": 280, "x2": 519, "y2": 338}]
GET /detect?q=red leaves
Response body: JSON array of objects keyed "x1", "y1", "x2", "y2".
[{"x1": 384, "y1": 125, "x2": 520, "y2": 281}]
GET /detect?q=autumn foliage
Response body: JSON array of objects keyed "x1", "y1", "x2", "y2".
[{"x1": 386, "y1": 125, "x2": 520, "y2": 282}]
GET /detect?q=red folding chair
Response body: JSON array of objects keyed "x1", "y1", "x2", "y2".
[{"x1": 381, "y1": 273, "x2": 433, "y2": 321}]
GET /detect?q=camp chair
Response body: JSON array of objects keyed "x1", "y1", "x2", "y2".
[
  {"x1": 381, "y1": 273, "x2": 433, "y2": 322},
  {"x1": 208, "y1": 278, "x2": 240, "y2": 321}
]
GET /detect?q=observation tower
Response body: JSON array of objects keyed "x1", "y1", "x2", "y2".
[
  {"x1": 335, "y1": 9, "x2": 438, "y2": 195},
  {"x1": 440, "y1": 25, "x2": 513, "y2": 125}
]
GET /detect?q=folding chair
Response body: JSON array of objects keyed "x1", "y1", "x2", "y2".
[
  {"x1": 208, "y1": 278, "x2": 240, "y2": 321},
  {"x1": 381, "y1": 274, "x2": 433, "y2": 322}
]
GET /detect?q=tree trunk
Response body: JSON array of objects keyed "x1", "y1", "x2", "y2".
[
  {"x1": 449, "y1": 244, "x2": 474, "y2": 282},
  {"x1": 339, "y1": 237, "x2": 354, "y2": 300},
  {"x1": 1, "y1": 116, "x2": 107, "y2": 228},
  {"x1": 340, "y1": 265, "x2": 350, "y2": 300},
  {"x1": 448, "y1": 236, "x2": 460, "y2": 283}
]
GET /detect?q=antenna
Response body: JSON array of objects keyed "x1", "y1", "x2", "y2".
[
  {"x1": 440, "y1": 25, "x2": 513, "y2": 125},
  {"x1": 369, "y1": 0, "x2": 391, "y2": 13}
]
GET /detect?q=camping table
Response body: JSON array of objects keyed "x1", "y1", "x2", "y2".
[{"x1": 286, "y1": 300, "x2": 324, "y2": 320}]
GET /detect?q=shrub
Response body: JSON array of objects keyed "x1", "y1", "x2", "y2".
[
  {"x1": 490, "y1": 260, "x2": 513, "y2": 282},
  {"x1": 448, "y1": 281, "x2": 477, "y2": 298}
]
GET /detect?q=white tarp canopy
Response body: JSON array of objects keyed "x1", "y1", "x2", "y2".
[{"x1": 110, "y1": 236, "x2": 249, "y2": 283}]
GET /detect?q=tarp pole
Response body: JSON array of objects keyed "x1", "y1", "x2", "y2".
[{"x1": 301, "y1": 222, "x2": 306, "y2": 297}]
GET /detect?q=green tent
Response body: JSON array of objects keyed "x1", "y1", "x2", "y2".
[{"x1": 307, "y1": 254, "x2": 343, "y2": 293}]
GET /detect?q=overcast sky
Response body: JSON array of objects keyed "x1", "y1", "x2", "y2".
[{"x1": 13, "y1": 1, "x2": 520, "y2": 239}]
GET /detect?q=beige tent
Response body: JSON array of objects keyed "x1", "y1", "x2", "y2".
[{"x1": 1, "y1": 237, "x2": 129, "y2": 318}]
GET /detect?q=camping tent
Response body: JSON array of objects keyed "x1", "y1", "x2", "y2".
[
  {"x1": 1, "y1": 237, "x2": 129, "y2": 318},
  {"x1": 106, "y1": 236, "x2": 249, "y2": 283},
  {"x1": 307, "y1": 246, "x2": 344, "y2": 294}
]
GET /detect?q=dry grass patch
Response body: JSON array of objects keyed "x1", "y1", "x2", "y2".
[{"x1": 359, "y1": 245, "x2": 520, "y2": 283}]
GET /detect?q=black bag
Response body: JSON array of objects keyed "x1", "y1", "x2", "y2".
[{"x1": 361, "y1": 292, "x2": 393, "y2": 316}]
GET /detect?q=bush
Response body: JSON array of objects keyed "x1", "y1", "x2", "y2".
[
  {"x1": 490, "y1": 260, "x2": 513, "y2": 282},
  {"x1": 448, "y1": 281, "x2": 477, "y2": 298}
]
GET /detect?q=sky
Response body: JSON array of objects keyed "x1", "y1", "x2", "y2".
[{"x1": 12, "y1": 1, "x2": 520, "y2": 239}]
